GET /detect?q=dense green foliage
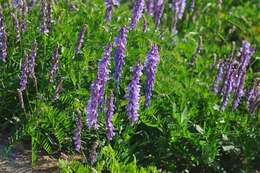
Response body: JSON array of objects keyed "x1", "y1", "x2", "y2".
[{"x1": 0, "y1": 0, "x2": 260, "y2": 172}]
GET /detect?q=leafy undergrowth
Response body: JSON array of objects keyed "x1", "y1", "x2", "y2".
[{"x1": 0, "y1": 0, "x2": 260, "y2": 173}]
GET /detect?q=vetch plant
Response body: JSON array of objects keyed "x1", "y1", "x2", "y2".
[
  {"x1": 0, "y1": 5, "x2": 7, "y2": 62},
  {"x1": 129, "y1": 0, "x2": 145, "y2": 30},
  {"x1": 144, "y1": 44, "x2": 160, "y2": 108},
  {"x1": 126, "y1": 60, "x2": 143, "y2": 123},
  {"x1": 114, "y1": 26, "x2": 128, "y2": 91},
  {"x1": 49, "y1": 45, "x2": 60, "y2": 83},
  {"x1": 74, "y1": 25, "x2": 87, "y2": 54},
  {"x1": 105, "y1": 91, "x2": 115, "y2": 141}
]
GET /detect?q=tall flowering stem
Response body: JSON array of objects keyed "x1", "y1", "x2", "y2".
[
  {"x1": 40, "y1": 0, "x2": 49, "y2": 33},
  {"x1": 20, "y1": 0, "x2": 27, "y2": 32},
  {"x1": 146, "y1": 0, "x2": 154, "y2": 16},
  {"x1": 126, "y1": 60, "x2": 143, "y2": 122},
  {"x1": 19, "y1": 53, "x2": 29, "y2": 91},
  {"x1": 106, "y1": 91, "x2": 115, "y2": 140},
  {"x1": 247, "y1": 78, "x2": 260, "y2": 114},
  {"x1": 144, "y1": 44, "x2": 160, "y2": 108},
  {"x1": 53, "y1": 76, "x2": 65, "y2": 101},
  {"x1": 47, "y1": 0, "x2": 52, "y2": 30},
  {"x1": 114, "y1": 27, "x2": 128, "y2": 91},
  {"x1": 74, "y1": 25, "x2": 87, "y2": 54},
  {"x1": 213, "y1": 60, "x2": 225, "y2": 94},
  {"x1": 153, "y1": 0, "x2": 164, "y2": 28},
  {"x1": 86, "y1": 43, "x2": 112, "y2": 129},
  {"x1": 105, "y1": 0, "x2": 113, "y2": 22},
  {"x1": 29, "y1": 41, "x2": 37, "y2": 77},
  {"x1": 97, "y1": 43, "x2": 113, "y2": 107},
  {"x1": 172, "y1": 0, "x2": 186, "y2": 33},
  {"x1": 49, "y1": 46, "x2": 60, "y2": 83},
  {"x1": 11, "y1": 12, "x2": 21, "y2": 42},
  {"x1": 86, "y1": 80, "x2": 100, "y2": 129},
  {"x1": 73, "y1": 111, "x2": 82, "y2": 152},
  {"x1": 221, "y1": 60, "x2": 238, "y2": 110},
  {"x1": 0, "y1": 5, "x2": 7, "y2": 62},
  {"x1": 130, "y1": 0, "x2": 145, "y2": 30},
  {"x1": 232, "y1": 41, "x2": 255, "y2": 109}
]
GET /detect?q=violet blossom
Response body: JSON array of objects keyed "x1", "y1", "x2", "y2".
[
  {"x1": 144, "y1": 44, "x2": 160, "y2": 108},
  {"x1": 19, "y1": 53, "x2": 29, "y2": 91},
  {"x1": 130, "y1": 0, "x2": 145, "y2": 30},
  {"x1": 105, "y1": 91, "x2": 115, "y2": 140},
  {"x1": 74, "y1": 25, "x2": 87, "y2": 54},
  {"x1": 49, "y1": 46, "x2": 60, "y2": 83},
  {"x1": 73, "y1": 111, "x2": 82, "y2": 152},
  {"x1": 0, "y1": 5, "x2": 7, "y2": 62},
  {"x1": 126, "y1": 60, "x2": 143, "y2": 122},
  {"x1": 114, "y1": 27, "x2": 128, "y2": 91}
]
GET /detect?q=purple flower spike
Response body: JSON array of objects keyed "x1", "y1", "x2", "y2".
[
  {"x1": 114, "y1": 27, "x2": 128, "y2": 91},
  {"x1": 97, "y1": 43, "x2": 113, "y2": 107},
  {"x1": 73, "y1": 111, "x2": 82, "y2": 152},
  {"x1": 11, "y1": 12, "x2": 21, "y2": 42},
  {"x1": 105, "y1": 0, "x2": 113, "y2": 22},
  {"x1": 86, "y1": 80, "x2": 100, "y2": 129},
  {"x1": 144, "y1": 44, "x2": 160, "y2": 108},
  {"x1": 213, "y1": 60, "x2": 225, "y2": 94},
  {"x1": 106, "y1": 91, "x2": 115, "y2": 141},
  {"x1": 74, "y1": 25, "x2": 87, "y2": 54},
  {"x1": 12, "y1": 0, "x2": 23, "y2": 8},
  {"x1": 20, "y1": 1, "x2": 27, "y2": 33},
  {"x1": 19, "y1": 53, "x2": 29, "y2": 91},
  {"x1": 126, "y1": 60, "x2": 143, "y2": 122},
  {"x1": 40, "y1": 0, "x2": 49, "y2": 33},
  {"x1": 130, "y1": 0, "x2": 145, "y2": 30},
  {"x1": 146, "y1": 0, "x2": 154, "y2": 16},
  {"x1": 29, "y1": 41, "x2": 37, "y2": 78},
  {"x1": 112, "y1": 0, "x2": 120, "y2": 5},
  {"x1": 153, "y1": 0, "x2": 164, "y2": 28},
  {"x1": 53, "y1": 76, "x2": 65, "y2": 101},
  {"x1": 172, "y1": 0, "x2": 186, "y2": 33},
  {"x1": 47, "y1": 0, "x2": 52, "y2": 30},
  {"x1": 49, "y1": 46, "x2": 60, "y2": 83},
  {"x1": 232, "y1": 41, "x2": 254, "y2": 109},
  {"x1": 221, "y1": 60, "x2": 239, "y2": 110},
  {"x1": 0, "y1": 5, "x2": 7, "y2": 62}
]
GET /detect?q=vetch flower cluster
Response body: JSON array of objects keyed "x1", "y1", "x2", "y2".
[
  {"x1": 247, "y1": 78, "x2": 260, "y2": 114},
  {"x1": 49, "y1": 46, "x2": 60, "y2": 83},
  {"x1": 40, "y1": 0, "x2": 49, "y2": 33},
  {"x1": 213, "y1": 41, "x2": 255, "y2": 112},
  {"x1": 73, "y1": 111, "x2": 82, "y2": 152},
  {"x1": 144, "y1": 44, "x2": 160, "y2": 108},
  {"x1": 74, "y1": 25, "x2": 87, "y2": 54},
  {"x1": 126, "y1": 60, "x2": 143, "y2": 122},
  {"x1": 114, "y1": 27, "x2": 128, "y2": 91},
  {"x1": 86, "y1": 43, "x2": 112, "y2": 129},
  {"x1": 172, "y1": 0, "x2": 186, "y2": 33},
  {"x1": 106, "y1": 91, "x2": 115, "y2": 140},
  {"x1": 11, "y1": 12, "x2": 21, "y2": 42},
  {"x1": 29, "y1": 41, "x2": 37, "y2": 78},
  {"x1": 0, "y1": 5, "x2": 7, "y2": 62},
  {"x1": 19, "y1": 53, "x2": 29, "y2": 91},
  {"x1": 232, "y1": 41, "x2": 255, "y2": 109},
  {"x1": 153, "y1": 0, "x2": 164, "y2": 28},
  {"x1": 129, "y1": 0, "x2": 145, "y2": 30}
]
